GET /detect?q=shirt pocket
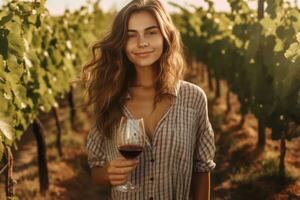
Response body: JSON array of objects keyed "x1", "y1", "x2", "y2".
[{"x1": 176, "y1": 106, "x2": 195, "y2": 134}]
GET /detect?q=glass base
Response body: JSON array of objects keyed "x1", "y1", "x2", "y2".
[{"x1": 113, "y1": 181, "x2": 140, "y2": 193}]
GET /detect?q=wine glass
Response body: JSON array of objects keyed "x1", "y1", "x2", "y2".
[{"x1": 113, "y1": 116, "x2": 146, "y2": 192}]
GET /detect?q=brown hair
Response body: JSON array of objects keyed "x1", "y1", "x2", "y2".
[{"x1": 80, "y1": 0, "x2": 186, "y2": 137}]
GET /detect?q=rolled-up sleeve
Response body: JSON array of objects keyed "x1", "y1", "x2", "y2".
[
  {"x1": 193, "y1": 91, "x2": 216, "y2": 173},
  {"x1": 86, "y1": 125, "x2": 107, "y2": 168}
]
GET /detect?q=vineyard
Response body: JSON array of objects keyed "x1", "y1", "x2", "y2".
[{"x1": 0, "y1": 0, "x2": 299, "y2": 199}]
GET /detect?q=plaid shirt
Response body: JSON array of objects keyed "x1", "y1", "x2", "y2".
[{"x1": 86, "y1": 80, "x2": 216, "y2": 200}]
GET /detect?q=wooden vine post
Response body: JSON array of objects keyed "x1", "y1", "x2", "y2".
[
  {"x1": 53, "y1": 107, "x2": 63, "y2": 157},
  {"x1": 279, "y1": 131, "x2": 286, "y2": 182},
  {"x1": 68, "y1": 85, "x2": 77, "y2": 131},
  {"x1": 32, "y1": 119, "x2": 49, "y2": 194},
  {"x1": 4, "y1": 145, "x2": 14, "y2": 199},
  {"x1": 257, "y1": 0, "x2": 266, "y2": 149}
]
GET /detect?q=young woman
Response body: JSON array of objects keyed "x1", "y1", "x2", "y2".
[{"x1": 82, "y1": 0, "x2": 216, "y2": 199}]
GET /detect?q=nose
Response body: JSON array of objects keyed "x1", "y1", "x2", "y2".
[{"x1": 137, "y1": 35, "x2": 148, "y2": 48}]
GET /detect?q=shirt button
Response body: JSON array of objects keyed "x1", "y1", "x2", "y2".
[
  {"x1": 149, "y1": 197, "x2": 153, "y2": 200},
  {"x1": 150, "y1": 177, "x2": 154, "y2": 181},
  {"x1": 150, "y1": 159, "x2": 154, "y2": 163}
]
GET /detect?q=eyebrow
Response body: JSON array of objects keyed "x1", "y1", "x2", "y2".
[{"x1": 127, "y1": 25, "x2": 159, "y2": 32}]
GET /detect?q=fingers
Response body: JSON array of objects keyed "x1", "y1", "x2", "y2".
[
  {"x1": 108, "y1": 165, "x2": 137, "y2": 175},
  {"x1": 110, "y1": 158, "x2": 139, "y2": 168},
  {"x1": 108, "y1": 174, "x2": 127, "y2": 181},
  {"x1": 108, "y1": 173, "x2": 128, "y2": 186},
  {"x1": 106, "y1": 158, "x2": 139, "y2": 186}
]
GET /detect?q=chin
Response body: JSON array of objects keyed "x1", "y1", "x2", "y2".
[
  {"x1": 135, "y1": 60, "x2": 158, "y2": 67},
  {"x1": 131, "y1": 57, "x2": 157, "y2": 66}
]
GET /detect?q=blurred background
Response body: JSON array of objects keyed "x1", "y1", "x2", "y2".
[
  {"x1": 44, "y1": 0, "x2": 299, "y2": 14},
  {"x1": 0, "y1": 0, "x2": 299, "y2": 199}
]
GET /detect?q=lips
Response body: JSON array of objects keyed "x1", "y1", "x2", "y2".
[{"x1": 134, "y1": 51, "x2": 154, "y2": 56}]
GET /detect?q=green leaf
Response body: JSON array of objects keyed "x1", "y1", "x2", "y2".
[
  {"x1": 8, "y1": 32, "x2": 25, "y2": 61},
  {"x1": 31, "y1": 31, "x2": 42, "y2": 48},
  {"x1": 13, "y1": 84, "x2": 29, "y2": 109},
  {"x1": 18, "y1": 2, "x2": 32, "y2": 14},
  {"x1": 48, "y1": 47, "x2": 62, "y2": 65},
  {"x1": 0, "y1": 29, "x2": 9, "y2": 59},
  {"x1": 28, "y1": 15, "x2": 37, "y2": 24},
  {"x1": 0, "y1": 12, "x2": 13, "y2": 26},
  {"x1": 7, "y1": 54, "x2": 23, "y2": 77},
  {"x1": 274, "y1": 38, "x2": 284, "y2": 52},
  {"x1": 0, "y1": 119, "x2": 13, "y2": 141},
  {"x1": 0, "y1": 90, "x2": 9, "y2": 112},
  {"x1": 285, "y1": 43, "x2": 300, "y2": 61}
]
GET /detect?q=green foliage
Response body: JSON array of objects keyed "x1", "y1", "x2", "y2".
[
  {"x1": 171, "y1": 0, "x2": 300, "y2": 140},
  {"x1": 285, "y1": 32, "x2": 300, "y2": 62},
  {"x1": 0, "y1": 1, "x2": 113, "y2": 160}
]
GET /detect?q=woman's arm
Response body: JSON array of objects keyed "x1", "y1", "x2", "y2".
[{"x1": 190, "y1": 171, "x2": 211, "y2": 200}]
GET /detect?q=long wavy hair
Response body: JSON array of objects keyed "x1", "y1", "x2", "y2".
[{"x1": 81, "y1": 0, "x2": 186, "y2": 137}]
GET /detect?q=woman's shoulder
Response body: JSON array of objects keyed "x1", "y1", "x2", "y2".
[{"x1": 178, "y1": 80, "x2": 207, "y2": 101}]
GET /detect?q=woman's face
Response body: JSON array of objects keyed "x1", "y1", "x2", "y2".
[{"x1": 125, "y1": 10, "x2": 164, "y2": 69}]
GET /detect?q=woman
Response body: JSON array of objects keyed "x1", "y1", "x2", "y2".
[{"x1": 82, "y1": 0, "x2": 216, "y2": 199}]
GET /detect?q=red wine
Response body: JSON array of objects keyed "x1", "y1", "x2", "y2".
[{"x1": 118, "y1": 144, "x2": 143, "y2": 159}]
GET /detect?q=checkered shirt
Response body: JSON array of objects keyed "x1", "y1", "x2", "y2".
[{"x1": 86, "y1": 80, "x2": 216, "y2": 200}]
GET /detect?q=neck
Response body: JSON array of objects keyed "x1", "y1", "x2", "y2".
[{"x1": 132, "y1": 64, "x2": 158, "y2": 87}]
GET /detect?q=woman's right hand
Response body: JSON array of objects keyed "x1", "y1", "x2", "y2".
[{"x1": 106, "y1": 157, "x2": 139, "y2": 186}]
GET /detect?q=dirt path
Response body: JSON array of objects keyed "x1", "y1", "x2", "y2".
[
  {"x1": 0, "y1": 101, "x2": 111, "y2": 200},
  {"x1": 188, "y1": 65, "x2": 300, "y2": 200}
]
